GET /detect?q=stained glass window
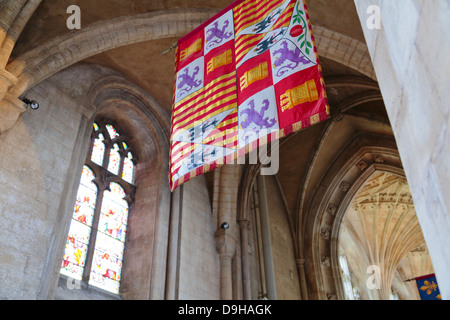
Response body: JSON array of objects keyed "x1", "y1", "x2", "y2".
[
  {"x1": 89, "y1": 182, "x2": 128, "y2": 293},
  {"x1": 122, "y1": 152, "x2": 134, "y2": 184},
  {"x1": 108, "y1": 144, "x2": 121, "y2": 175},
  {"x1": 91, "y1": 133, "x2": 105, "y2": 166},
  {"x1": 106, "y1": 124, "x2": 119, "y2": 139},
  {"x1": 60, "y1": 121, "x2": 136, "y2": 295},
  {"x1": 61, "y1": 166, "x2": 97, "y2": 280}
]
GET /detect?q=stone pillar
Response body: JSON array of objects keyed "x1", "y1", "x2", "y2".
[
  {"x1": 296, "y1": 258, "x2": 308, "y2": 300},
  {"x1": 257, "y1": 174, "x2": 277, "y2": 300},
  {"x1": 165, "y1": 185, "x2": 183, "y2": 300},
  {"x1": 215, "y1": 229, "x2": 236, "y2": 300},
  {"x1": 354, "y1": 0, "x2": 450, "y2": 299},
  {"x1": 239, "y1": 219, "x2": 252, "y2": 300},
  {"x1": 214, "y1": 164, "x2": 241, "y2": 300}
]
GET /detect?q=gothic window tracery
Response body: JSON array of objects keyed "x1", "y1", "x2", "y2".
[{"x1": 60, "y1": 121, "x2": 136, "y2": 294}]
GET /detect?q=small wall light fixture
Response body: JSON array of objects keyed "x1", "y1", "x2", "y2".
[
  {"x1": 221, "y1": 222, "x2": 230, "y2": 230},
  {"x1": 22, "y1": 98, "x2": 39, "y2": 110}
]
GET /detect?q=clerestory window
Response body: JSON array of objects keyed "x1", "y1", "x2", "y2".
[{"x1": 60, "y1": 121, "x2": 136, "y2": 294}]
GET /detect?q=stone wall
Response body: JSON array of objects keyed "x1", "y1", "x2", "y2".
[
  {"x1": 0, "y1": 75, "x2": 90, "y2": 299},
  {"x1": 177, "y1": 176, "x2": 221, "y2": 300}
]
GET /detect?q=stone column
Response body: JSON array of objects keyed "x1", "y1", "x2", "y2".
[
  {"x1": 257, "y1": 174, "x2": 277, "y2": 300},
  {"x1": 239, "y1": 219, "x2": 252, "y2": 300},
  {"x1": 165, "y1": 185, "x2": 183, "y2": 300},
  {"x1": 354, "y1": 0, "x2": 450, "y2": 299},
  {"x1": 215, "y1": 228, "x2": 236, "y2": 300},
  {"x1": 296, "y1": 258, "x2": 308, "y2": 300},
  {"x1": 214, "y1": 164, "x2": 241, "y2": 300}
]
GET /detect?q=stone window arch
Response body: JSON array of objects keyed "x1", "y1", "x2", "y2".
[{"x1": 60, "y1": 120, "x2": 136, "y2": 295}]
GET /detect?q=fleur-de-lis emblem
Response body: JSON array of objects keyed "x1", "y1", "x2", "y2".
[{"x1": 420, "y1": 280, "x2": 439, "y2": 295}]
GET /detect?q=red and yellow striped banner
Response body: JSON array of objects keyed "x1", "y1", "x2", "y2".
[{"x1": 169, "y1": 0, "x2": 329, "y2": 191}]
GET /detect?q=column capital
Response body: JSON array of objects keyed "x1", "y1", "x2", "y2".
[
  {"x1": 0, "y1": 68, "x2": 18, "y2": 99},
  {"x1": 215, "y1": 228, "x2": 236, "y2": 258},
  {"x1": 0, "y1": 91, "x2": 26, "y2": 134},
  {"x1": 238, "y1": 219, "x2": 250, "y2": 227}
]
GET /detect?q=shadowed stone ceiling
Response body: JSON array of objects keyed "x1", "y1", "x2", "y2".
[{"x1": 12, "y1": 0, "x2": 368, "y2": 111}]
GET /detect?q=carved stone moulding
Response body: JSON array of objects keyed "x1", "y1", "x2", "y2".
[
  {"x1": 326, "y1": 204, "x2": 337, "y2": 216},
  {"x1": 357, "y1": 160, "x2": 368, "y2": 171},
  {"x1": 339, "y1": 181, "x2": 350, "y2": 192},
  {"x1": 320, "y1": 228, "x2": 330, "y2": 240},
  {"x1": 321, "y1": 256, "x2": 331, "y2": 267}
]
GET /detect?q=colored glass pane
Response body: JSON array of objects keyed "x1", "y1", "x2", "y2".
[
  {"x1": 98, "y1": 213, "x2": 127, "y2": 242},
  {"x1": 60, "y1": 166, "x2": 97, "y2": 279},
  {"x1": 89, "y1": 182, "x2": 128, "y2": 294},
  {"x1": 122, "y1": 142, "x2": 128, "y2": 150},
  {"x1": 108, "y1": 143, "x2": 120, "y2": 175},
  {"x1": 101, "y1": 182, "x2": 128, "y2": 226},
  {"x1": 93, "y1": 123, "x2": 99, "y2": 131},
  {"x1": 60, "y1": 220, "x2": 91, "y2": 280},
  {"x1": 73, "y1": 167, "x2": 97, "y2": 226},
  {"x1": 91, "y1": 133, "x2": 105, "y2": 166},
  {"x1": 106, "y1": 124, "x2": 119, "y2": 139},
  {"x1": 122, "y1": 152, "x2": 134, "y2": 184},
  {"x1": 89, "y1": 232, "x2": 124, "y2": 294},
  {"x1": 80, "y1": 166, "x2": 96, "y2": 186},
  {"x1": 73, "y1": 199, "x2": 95, "y2": 226},
  {"x1": 100, "y1": 196, "x2": 129, "y2": 225}
]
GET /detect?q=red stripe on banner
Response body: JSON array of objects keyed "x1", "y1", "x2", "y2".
[
  {"x1": 172, "y1": 95, "x2": 237, "y2": 133},
  {"x1": 270, "y1": 3, "x2": 295, "y2": 30},
  {"x1": 171, "y1": 140, "x2": 181, "y2": 149},
  {"x1": 415, "y1": 274, "x2": 436, "y2": 281},
  {"x1": 172, "y1": 82, "x2": 237, "y2": 128},
  {"x1": 171, "y1": 141, "x2": 192, "y2": 158},
  {"x1": 218, "y1": 120, "x2": 238, "y2": 133},
  {"x1": 235, "y1": 36, "x2": 264, "y2": 63},
  {"x1": 236, "y1": 6, "x2": 281, "y2": 33},
  {"x1": 170, "y1": 144, "x2": 197, "y2": 167},
  {"x1": 234, "y1": 0, "x2": 286, "y2": 34},
  {"x1": 235, "y1": 35, "x2": 263, "y2": 54},
  {"x1": 173, "y1": 76, "x2": 228, "y2": 115},
  {"x1": 172, "y1": 73, "x2": 236, "y2": 117}
]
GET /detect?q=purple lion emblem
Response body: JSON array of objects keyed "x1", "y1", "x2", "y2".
[
  {"x1": 206, "y1": 20, "x2": 233, "y2": 49},
  {"x1": 272, "y1": 41, "x2": 310, "y2": 77},
  {"x1": 240, "y1": 99, "x2": 277, "y2": 133},
  {"x1": 177, "y1": 66, "x2": 202, "y2": 98}
]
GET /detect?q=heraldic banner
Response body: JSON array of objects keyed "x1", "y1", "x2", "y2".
[
  {"x1": 416, "y1": 274, "x2": 442, "y2": 300},
  {"x1": 169, "y1": 0, "x2": 330, "y2": 191}
]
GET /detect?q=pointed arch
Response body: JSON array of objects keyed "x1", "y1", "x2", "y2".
[{"x1": 301, "y1": 133, "x2": 405, "y2": 300}]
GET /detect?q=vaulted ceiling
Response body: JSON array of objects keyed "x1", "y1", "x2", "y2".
[{"x1": 339, "y1": 171, "x2": 434, "y2": 300}]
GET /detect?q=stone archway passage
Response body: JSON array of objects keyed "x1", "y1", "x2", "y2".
[{"x1": 338, "y1": 171, "x2": 432, "y2": 300}]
